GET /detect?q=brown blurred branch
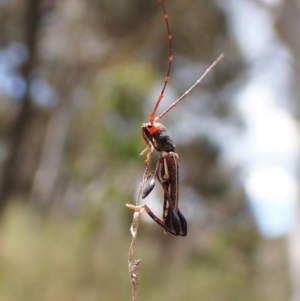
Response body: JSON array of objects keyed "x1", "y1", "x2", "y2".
[
  {"x1": 276, "y1": 1, "x2": 300, "y2": 300},
  {"x1": 0, "y1": 0, "x2": 43, "y2": 210}
]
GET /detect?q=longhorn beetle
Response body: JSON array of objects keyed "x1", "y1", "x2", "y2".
[{"x1": 126, "y1": 0, "x2": 224, "y2": 236}]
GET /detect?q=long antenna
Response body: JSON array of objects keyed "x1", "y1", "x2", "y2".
[
  {"x1": 155, "y1": 53, "x2": 224, "y2": 122},
  {"x1": 149, "y1": 0, "x2": 173, "y2": 123}
]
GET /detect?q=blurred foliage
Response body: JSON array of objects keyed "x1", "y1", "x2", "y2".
[{"x1": 0, "y1": 204, "x2": 266, "y2": 301}]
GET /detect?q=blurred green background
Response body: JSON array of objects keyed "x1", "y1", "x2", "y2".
[{"x1": 0, "y1": 0, "x2": 298, "y2": 300}]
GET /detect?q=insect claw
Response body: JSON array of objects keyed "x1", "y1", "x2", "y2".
[
  {"x1": 126, "y1": 203, "x2": 145, "y2": 213},
  {"x1": 140, "y1": 146, "x2": 150, "y2": 156}
]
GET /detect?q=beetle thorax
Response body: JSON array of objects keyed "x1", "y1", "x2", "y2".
[{"x1": 141, "y1": 122, "x2": 175, "y2": 153}]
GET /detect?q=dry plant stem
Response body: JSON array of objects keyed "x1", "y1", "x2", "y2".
[{"x1": 127, "y1": 151, "x2": 153, "y2": 301}]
